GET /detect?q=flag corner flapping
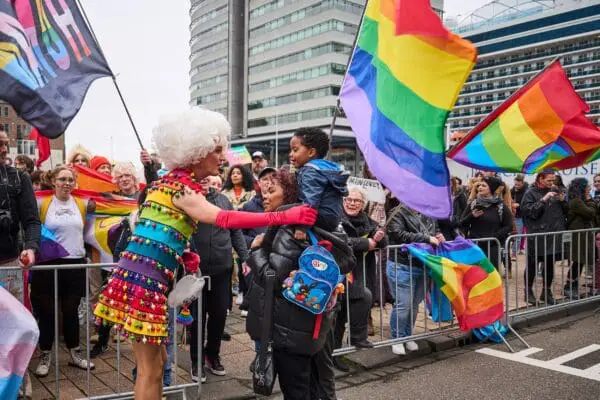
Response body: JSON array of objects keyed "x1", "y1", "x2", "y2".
[
  {"x1": 0, "y1": 0, "x2": 112, "y2": 138},
  {"x1": 448, "y1": 60, "x2": 600, "y2": 174},
  {"x1": 339, "y1": 0, "x2": 476, "y2": 219}
]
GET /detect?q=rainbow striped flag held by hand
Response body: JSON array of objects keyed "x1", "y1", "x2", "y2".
[
  {"x1": 406, "y1": 237, "x2": 504, "y2": 331},
  {"x1": 448, "y1": 61, "x2": 600, "y2": 173},
  {"x1": 339, "y1": 0, "x2": 477, "y2": 219}
]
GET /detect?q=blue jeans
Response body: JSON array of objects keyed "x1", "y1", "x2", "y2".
[
  {"x1": 513, "y1": 218, "x2": 524, "y2": 253},
  {"x1": 132, "y1": 307, "x2": 175, "y2": 386},
  {"x1": 386, "y1": 261, "x2": 426, "y2": 339}
]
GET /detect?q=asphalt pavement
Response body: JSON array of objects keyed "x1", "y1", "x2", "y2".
[{"x1": 332, "y1": 310, "x2": 600, "y2": 400}]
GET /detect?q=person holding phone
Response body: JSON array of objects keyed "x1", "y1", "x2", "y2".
[{"x1": 460, "y1": 176, "x2": 513, "y2": 270}]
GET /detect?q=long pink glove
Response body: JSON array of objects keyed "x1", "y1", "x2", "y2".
[{"x1": 215, "y1": 204, "x2": 317, "y2": 229}]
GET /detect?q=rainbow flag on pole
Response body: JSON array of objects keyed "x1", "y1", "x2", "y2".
[
  {"x1": 339, "y1": 0, "x2": 477, "y2": 218},
  {"x1": 448, "y1": 61, "x2": 600, "y2": 173},
  {"x1": 0, "y1": 286, "x2": 39, "y2": 399},
  {"x1": 406, "y1": 237, "x2": 504, "y2": 331}
]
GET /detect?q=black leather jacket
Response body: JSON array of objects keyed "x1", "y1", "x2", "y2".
[
  {"x1": 246, "y1": 213, "x2": 355, "y2": 356},
  {"x1": 386, "y1": 205, "x2": 438, "y2": 267}
]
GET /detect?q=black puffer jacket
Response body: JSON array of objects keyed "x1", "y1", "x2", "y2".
[
  {"x1": 341, "y1": 211, "x2": 387, "y2": 300},
  {"x1": 521, "y1": 185, "x2": 568, "y2": 255},
  {"x1": 246, "y1": 215, "x2": 355, "y2": 356},
  {"x1": 386, "y1": 205, "x2": 438, "y2": 268}
]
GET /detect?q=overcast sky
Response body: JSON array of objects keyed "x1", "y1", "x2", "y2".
[{"x1": 66, "y1": 0, "x2": 494, "y2": 165}]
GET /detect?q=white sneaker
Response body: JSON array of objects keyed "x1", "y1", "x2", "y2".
[
  {"x1": 240, "y1": 310, "x2": 248, "y2": 318},
  {"x1": 235, "y1": 293, "x2": 244, "y2": 306},
  {"x1": 391, "y1": 343, "x2": 406, "y2": 355},
  {"x1": 68, "y1": 348, "x2": 95, "y2": 371},
  {"x1": 405, "y1": 341, "x2": 419, "y2": 352},
  {"x1": 35, "y1": 351, "x2": 51, "y2": 377}
]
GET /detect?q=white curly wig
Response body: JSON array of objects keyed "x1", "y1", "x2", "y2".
[{"x1": 151, "y1": 107, "x2": 230, "y2": 170}]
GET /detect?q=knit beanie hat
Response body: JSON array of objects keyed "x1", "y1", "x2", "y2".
[{"x1": 90, "y1": 156, "x2": 111, "y2": 171}]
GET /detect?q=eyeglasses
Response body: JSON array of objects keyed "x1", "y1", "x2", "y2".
[
  {"x1": 56, "y1": 177, "x2": 75, "y2": 183},
  {"x1": 344, "y1": 197, "x2": 364, "y2": 204}
]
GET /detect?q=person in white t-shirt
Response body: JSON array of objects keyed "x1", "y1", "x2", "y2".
[{"x1": 30, "y1": 166, "x2": 95, "y2": 377}]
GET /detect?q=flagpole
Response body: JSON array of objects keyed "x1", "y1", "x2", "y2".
[
  {"x1": 75, "y1": 0, "x2": 145, "y2": 150},
  {"x1": 447, "y1": 56, "x2": 562, "y2": 157}
]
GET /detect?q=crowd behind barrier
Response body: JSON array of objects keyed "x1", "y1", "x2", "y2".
[{"x1": 3, "y1": 135, "x2": 600, "y2": 398}]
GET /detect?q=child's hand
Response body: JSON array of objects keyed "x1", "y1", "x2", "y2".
[{"x1": 294, "y1": 230, "x2": 308, "y2": 241}]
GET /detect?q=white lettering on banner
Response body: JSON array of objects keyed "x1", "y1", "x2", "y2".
[
  {"x1": 447, "y1": 159, "x2": 600, "y2": 186},
  {"x1": 347, "y1": 177, "x2": 386, "y2": 203}
]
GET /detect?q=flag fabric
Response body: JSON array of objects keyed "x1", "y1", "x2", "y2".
[
  {"x1": 0, "y1": 0, "x2": 112, "y2": 138},
  {"x1": 84, "y1": 215, "x2": 123, "y2": 263},
  {"x1": 0, "y1": 285, "x2": 38, "y2": 400},
  {"x1": 35, "y1": 189, "x2": 138, "y2": 217},
  {"x1": 73, "y1": 165, "x2": 119, "y2": 192},
  {"x1": 29, "y1": 128, "x2": 50, "y2": 168},
  {"x1": 405, "y1": 237, "x2": 504, "y2": 331},
  {"x1": 448, "y1": 61, "x2": 600, "y2": 173},
  {"x1": 38, "y1": 225, "x2": 69, "y2": 263},
  {"x1": 227, "y1": 145, "x2": 252, "y2": 165},
  {"x1": 339, "y1": 0, "x2": 477, "y2": 219}
]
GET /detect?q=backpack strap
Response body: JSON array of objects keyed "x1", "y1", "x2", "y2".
[{"x1": 306, "y1": 229, "x2": 319, "y2": 246}]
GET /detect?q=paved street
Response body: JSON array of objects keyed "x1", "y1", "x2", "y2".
[{"x1": 330, "y1": 310, "x2": 600, "y2": 400}]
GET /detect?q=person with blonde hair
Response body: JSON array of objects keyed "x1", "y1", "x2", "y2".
[
  {"x1": 67, "y1": 144, "x2": 92, "y2": 168},
  {"x1": 93, "y1": 107, "x2": 316, "y2": 400}
]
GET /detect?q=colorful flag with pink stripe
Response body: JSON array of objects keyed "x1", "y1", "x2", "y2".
[{"x1": 0, "y1": 285, "x2": 39, "y2": 399}]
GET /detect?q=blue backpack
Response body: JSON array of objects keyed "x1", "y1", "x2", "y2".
[{"x1": 282, "y1": 230, "x2": 344, "y2": 314}]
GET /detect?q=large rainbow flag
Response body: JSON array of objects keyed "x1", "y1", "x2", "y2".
[
  {"x1": 73, "y1": 165, "x2": 119, "y2": 193},
  {"x1": 339, "y1": 0, "x2": 477, "y2": 218},
  {"x1": 448, "y1": 61, "x2": 600, "y2": 173},
  {"x1": 406, "y1": 237, "x2": 504, "y2": 331},
  {"x1": 0, "y1": 286, "x2": 39, "y2": 399}
]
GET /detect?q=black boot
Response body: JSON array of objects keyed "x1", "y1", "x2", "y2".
[
  {"x1": 525, "y1": 287, "x2": 537, "y2": 305},
  {"x1": 333, "y1": 356, "x2": 350, "y2": 372},
  {"x1": 539, "y1": 289, "x2": 556, "y2": 305}
]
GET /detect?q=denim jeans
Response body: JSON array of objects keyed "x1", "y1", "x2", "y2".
[
  {"x1": 513, "y1": 218, "x2": 524, "y2": 253},
  {"x1": 132, "y1": 307, "x2": 175, "y2": 386},
  {"x1": 386, "y1": 261, "x2": 425, "y2": 339}
]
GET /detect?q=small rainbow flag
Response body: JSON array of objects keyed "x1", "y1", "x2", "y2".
[
  {"x1": 227, "y1": 145, "x2": 252, "y2": 166},
  {"x1": 339, "y1": 0, "x2": 476, "y2": 219},
  {"x1": 448, "y1": 61, "x2": 600, "y2": 173},
  {"x1": 406, "y1": 237, "x2": 504, "y2": 331}
]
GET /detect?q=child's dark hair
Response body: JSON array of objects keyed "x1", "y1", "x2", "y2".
[{"x1": 294, "y1": 127, "x2": 329, "y2": 159}]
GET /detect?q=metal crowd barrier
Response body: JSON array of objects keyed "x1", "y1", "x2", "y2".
[
  {"x1": 0, "y1": 262, "x2": 208, "y2": 400},
  {"x1": 2, "y1": 229, "x2": 600, "y2": 398}
]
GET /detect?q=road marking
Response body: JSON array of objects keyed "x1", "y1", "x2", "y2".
[
  {"x1": 476, "y1": 346, "x2": 600, "y2": 382},
  {"x1": 547, "y1": 344, "x2": 600, "y2": 365}
]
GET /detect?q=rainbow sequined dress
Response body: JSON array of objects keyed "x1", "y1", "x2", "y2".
[{"x1": 93, "y1": 170, "x2": 202, "y2": 344}]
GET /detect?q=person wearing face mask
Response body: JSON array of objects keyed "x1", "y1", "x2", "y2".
[
  {"x1": 460, "y1": 176, "x2": 513, "y2": 270},
  {"x1": 521, "y1": 172, "x2": 568, "y2": 305},
  {"x1": 31, "y1": 166, "x2": 95, "y2": 377}
]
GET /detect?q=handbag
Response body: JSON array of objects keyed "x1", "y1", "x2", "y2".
[{"x1": 253, "y1": 269, "x2": 277, "y2": 396}]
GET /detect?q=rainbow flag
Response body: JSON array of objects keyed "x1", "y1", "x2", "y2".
[
  {"x1": 0, "y1": 286, "x2": 39, "y2": 399},
  {"x1": 73, "y1": 165, "x2": 119, "y2": 192},
  {"x1": 339, "y1": 0, "x2": 476, "y2": 219},
  {"x1": 406, "y1": 237, "x2": 504, "y2": 331},
  {"x1": 227, "y1": 145, "x2": 252, "y2": 166},
  {"x1": 448, "y1": 61, "x2": 600, "y2": 173}
]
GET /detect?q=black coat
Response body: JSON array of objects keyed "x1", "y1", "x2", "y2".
[
  {"x1": 241, "y1": 194, "x2": 266, "y2": 248},
  {"x1": 386, "y1": 206, "x2": 437, "y2": 267},
  {"x1": 189, "y1": 189, "x2": 249, "y2": 277},
  {"x1": 246, "y1": 216, "x2": 355, "y2": 356},
  {"x1": 0, "y1": 165, "x2": 40, "y2": 261},
  {"x1": 521, "y1": 185, "x2": 568, "y2": 256},
  {"x1": 438, "y1": 190, "x2": 468, "y2": 240},
  {"x1": 341, "y1": 211, "x2": 387, "y2": 300}
]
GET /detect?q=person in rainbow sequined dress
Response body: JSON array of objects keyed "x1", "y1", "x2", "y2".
[{"x1": 93, "y1": 108, "x2": 317, "y2": 400}]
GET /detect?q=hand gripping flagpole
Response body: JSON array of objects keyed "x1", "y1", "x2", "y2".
[{"x1": 75, "y1": 0, "x2": 145, "y2": 149}]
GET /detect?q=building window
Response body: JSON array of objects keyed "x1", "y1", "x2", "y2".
[
  {"x1": 249, "y1": 63, "x2": 345, "y2": 93},
  {"x1": 190, "y1": 4, "x2": 227, "y2": 30},
  {"x1": 248, "y1": 86, "x2": 340, "y2": 110},
  {"x1": 17, "y1": 140, "x2": 36, "y2": 156},
  {"x1": 249, "y1": 20, "x2": 357, "y2": 56},
  {"x1": 248, "y1": 107, "x2": 340, "y2": 128},
  {"x1": 250, "y1": 0, "x2": 288, "y2": 19}
]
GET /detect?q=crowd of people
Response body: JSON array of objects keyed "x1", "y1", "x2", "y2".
[{"x1": 1, "y1": 111, "x2": 600, "y2": 399}]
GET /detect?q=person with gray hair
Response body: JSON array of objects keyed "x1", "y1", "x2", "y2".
[{"x1": 112, "y1": 162, "x2": 139, "y2": 198}]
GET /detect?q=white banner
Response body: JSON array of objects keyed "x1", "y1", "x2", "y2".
[{"x1": 347, "y1": 177, "x2": 386, "y2": 203}]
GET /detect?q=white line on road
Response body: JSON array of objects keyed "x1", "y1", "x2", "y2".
[
  {"x1": 547, "y1": 344, "x2": 600, "y2": 366},
  {"x1": 476, "y1": 346, "x2": 600, "y2": 382}
]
